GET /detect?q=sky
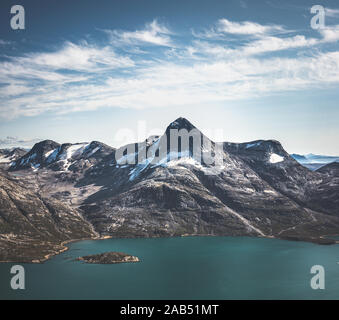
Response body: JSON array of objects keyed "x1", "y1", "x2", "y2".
[{"x1": 0, "y1": 0, "x2": 339, "y2": 155}]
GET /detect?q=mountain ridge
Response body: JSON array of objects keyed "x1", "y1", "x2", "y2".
[{"x1": 1, "y1": 117, "x2": 339, "y2": 262}]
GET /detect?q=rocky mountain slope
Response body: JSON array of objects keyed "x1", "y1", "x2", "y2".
[
  {"x1": 2, "y1": 118, "x2": 339, "y2": 261},
  {"x1": 304, "y1": 162, "x2": 339, "y2": 216},
  {"x1": 0, "y1": 148, "x2": 27, "y2": 169},
  {"x1": 0, "y1": 169, "x2": 96, "y2": 262}
]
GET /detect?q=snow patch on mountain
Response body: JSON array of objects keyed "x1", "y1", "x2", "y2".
[
  {"x1": 0, "y1": 155, "x2": 16, "y2": 163},
  {"x1": 44, "y1": 149, "x2": 55, "y2": 158},
  {"x1": 269, "y1": 153, "x2": 284, "y2": 164},
  {"x1": 46, "y1": 149, "x2": 59, "y2": 163},
  {"x1": 0, "y1": 156, "x2": 9, "y2": 163},
  {"x1": 62, "y1": 143, "x2": 89, "y2": 160},
  {"x1": 86, "y1": 146, "x2": 100, "y2": 157},
  {"x1": 49, "y1": 143, "x2": 89, "y2": 171}
]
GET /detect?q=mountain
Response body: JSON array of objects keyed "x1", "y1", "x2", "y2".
[
  {"x1": 303, "y1": 162, "x2": 339, "y2": 216},
  {"x1": 290, "y1": 153, "x2": 307, "y2": 161},
  {"x1": 317, "y1": 162, "x2": 339, "y2": 176},
  {"x1": 10, "y1": 140, "x2": 114, "y2": 173},
  {"x1": 0, "y1": 169, "x2": 96, "y2": 262},
  {"x1": 291, "y1": 153, "x2": 339, "y2": 171},
  {"x1": 3, "y1": 117, "x2": 339, "y2": 261},
  {"x1": 10, "y1": 140, "x2": 60, "y2": 171},
  {"x1": 77, "y1": 118, "x2": 339, "y2": 240},
  {"x1": 0, "y1": 148, "x2": 27, "y2": 169}
]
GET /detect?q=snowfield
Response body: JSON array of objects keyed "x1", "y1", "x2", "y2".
[{"x1": 269, "y1": 153, "x2": 284, "y2": 164}]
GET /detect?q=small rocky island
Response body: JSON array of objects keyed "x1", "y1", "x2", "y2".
[{"x1": 76, "y1": 252, "x2": 140, "y2": 264}]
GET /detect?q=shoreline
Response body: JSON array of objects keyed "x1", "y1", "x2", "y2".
[
  {"x1": 36, "y1": 235, "x2": 113, "y2": 263},
  {"x1": 1, "y1": 233, "x2": 338, "y2": 264},
  {"x1": 0, "y1": 235, "x2": 113, "y2": 264}
]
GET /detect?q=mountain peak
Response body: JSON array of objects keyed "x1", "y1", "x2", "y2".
[
  {"x1": 31, "y1": 140, "x2": 60, "y2": 153},
  {"x1": 166, "y1": 117, "x2": 197, "y2": 132}
]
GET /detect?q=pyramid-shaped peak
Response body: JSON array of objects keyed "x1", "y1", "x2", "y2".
[{"x1": 166, "y1": 117, "x2": 197, "y2": 132}]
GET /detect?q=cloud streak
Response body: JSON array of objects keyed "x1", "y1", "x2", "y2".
[
  {"x1": 217, "y1": 18, "x2": 286, "y2": 35},
  {"x1": 0, "y1": 18, "x2": 339, "y2": 120},
  {"x1": 326, "y1": 8, "x2": 339, "y2": 18},
  {"x1": 0, "y1": 136, "x2": 42, "y2": 149},
  {"x1": 106, "y1": 20, "x2": 173, "y2": 47}
]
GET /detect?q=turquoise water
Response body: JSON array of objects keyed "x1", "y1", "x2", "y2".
[{"x1": 1, "y1": 236, "x2": 339, "y2": 299}]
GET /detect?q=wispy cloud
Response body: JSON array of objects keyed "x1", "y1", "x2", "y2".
[
  {"x1": 0, "y1": 136, "x2": 42, "y2": 149},
  {"x1": 217, "y1": 18, "x2": 285, "y2": 35},
  {"x1": 326, "y1": 8, "x2": 339, "y2": 18},
  {"x1": 0, "y1": 18, "x2": 339, "y2": 120},
  {"x1": 106, "y1": 19, "x2": 173, "y2": 47},
  {"x1": 6, "y1": 41, "x2": 134, "y2": 75},
  {"x1": 192, "y1": 18, "x2": 289, "y2": 40}
]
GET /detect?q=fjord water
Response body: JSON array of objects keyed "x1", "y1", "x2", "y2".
[{"x1": 1, "y1": 236, "x2": 339, "y2": 299}]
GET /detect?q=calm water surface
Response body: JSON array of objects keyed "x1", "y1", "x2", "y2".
[{"x1": 1, "y1": 236, "x2": 339, "y2": 299}]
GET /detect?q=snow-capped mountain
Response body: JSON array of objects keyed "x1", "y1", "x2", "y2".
[
  {"x1": 2, "y1": 117, "x2": 339, "y2": 262},
  {"x1": 0, "y1": 147, "x2": 27, "y2": 163},
  {"x1": 10, "y1": 140, "x2": 114, "y2": 172}
]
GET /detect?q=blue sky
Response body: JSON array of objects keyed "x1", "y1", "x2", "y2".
[{"x1": 0, "y1": 0, "x2": 339, "y2": 155}]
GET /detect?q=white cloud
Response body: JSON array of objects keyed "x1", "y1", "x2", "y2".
[
  {"x1": 2, "y1": 50, "x2": 339, "y2": 119},
  {"x1": 187, "y1": 34, "x2": 319, "y2": 59},
  {"x1": 325, "y1": 8, "x2": 339, "y2": 18},
  {"x1": 320, "y1": 24, "x2": 339, "y2": 42},
  {"x1": 217, "y1": 18, "x2": 285, "y2": 36},
  {"x1": 0, "y1": 84, "x2": 31, "y2": 97},
  {"x1": 0, "y1": 41, "x2": 134, "y2": 100},
  {"x1": 191, "y1": 21, "x2": 339, "y2": 58},
  {"x1": 1, "y1": 18, "x2": 339, "y2": 120},
  {"x1": 106, "y1": 19, "x2": 173, "y2": 47},
  {"x1": 242, "y1": 35, "x2": 318, "y2": 55},
  {"x1": 16, "y1": 42, "x2": 134, "y2": 72}
]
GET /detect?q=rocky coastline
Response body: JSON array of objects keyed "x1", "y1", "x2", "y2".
[{"x1": 76, "y1": 251, "x2": 140, "y2": 264}]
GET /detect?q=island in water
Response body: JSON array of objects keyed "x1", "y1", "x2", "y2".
[{"x1": 76, "y1": 252, "x2": 140, "y2": 264}]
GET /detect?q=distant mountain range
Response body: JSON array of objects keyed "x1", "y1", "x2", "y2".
[
  {"x1": 1, "y1": 117, "x2": 339, "y2": 262},
  {"x1": 291, "y1": 153, "x2": 339, "y2": 171},
  {"x1": 0, "y1": 148, "x2": 27, "y2": 165}
]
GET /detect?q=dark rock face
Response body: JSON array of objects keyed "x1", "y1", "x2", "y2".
[
  {"x1": 317, "y1": 162, "x2": 339, "y2": 176},
  {"x1": 10, "y1": 140, "x2": 60, "y2": 171},
  {"x1": 2, "y1": 117, "x2": 339, "y2": 263},
  {"x1": 305, "y1": 162, "x2": 339, "y2": 216},
  {"x1": 77, "y1": 252, "x2": 139, "y2": 264}
]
